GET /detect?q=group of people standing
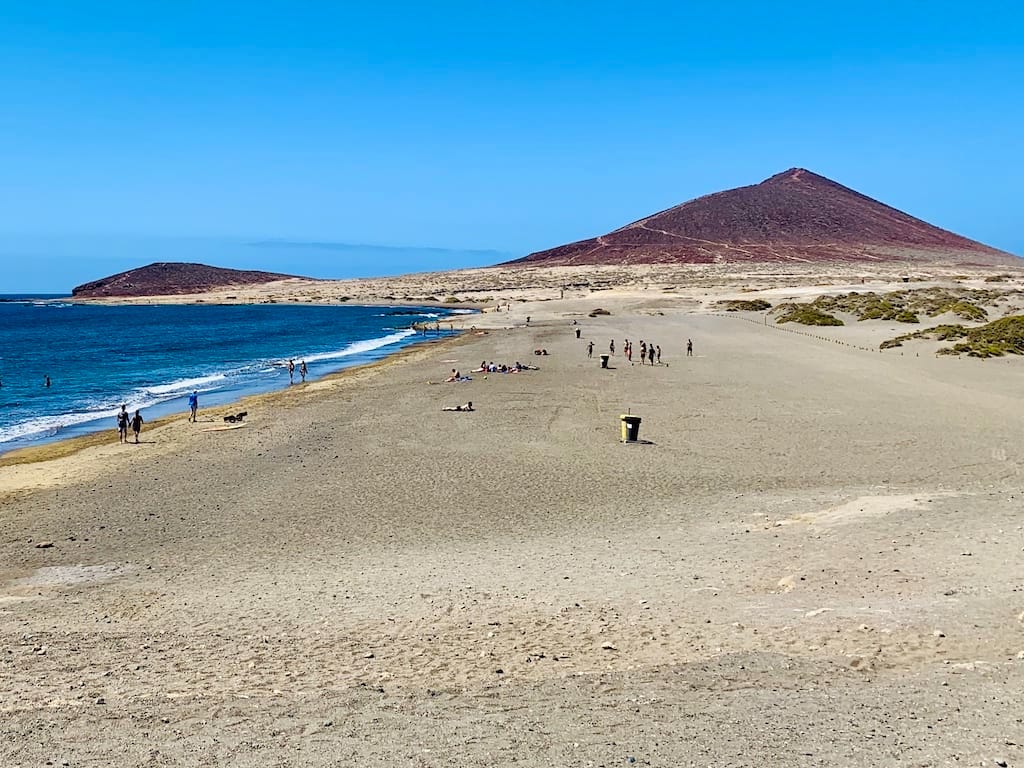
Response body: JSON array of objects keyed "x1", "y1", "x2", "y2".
[
  {"x1": 615, "y1": 338, "x2": 662, "y2": 365},
  {"x1": 583, "y1": 336, "x2": 694, "y2": 361}
]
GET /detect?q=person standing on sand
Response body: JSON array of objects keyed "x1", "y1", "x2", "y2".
[
  {"x1": 609, "y1": 339, "x2": 615, "y2": 355},
  {"x1": 587, "y1": 341, "x2": 594, "y2": 358},
  {"x1": 188, "y1": 391, "x2": 199, "y2": 422},
  {"x1": 116, "y1": 405, "x2": 129, "y2": 443},
  {"x1": 288, "y1": 359, "x2": 295, "y2": 383},
  {"x1": 656, "y1": 345, "x2": 662, "y2": 364},
  {"x1": 626, "y1": 340, "x2": 632, "y2": 363},
  {"x1": 639, "y1": 340, "x2": 647, "y2": 365},
  {"x1": 648, "y1": 344, "x2": 655, "y2": 365},
  {"x1": 300, "y1": 360, "x2": 308, "y2": 382},
  {"x1": 131, "y1": 409, "x2": 144, "y2": 443},
  {"x1": 687, "y1": 339, "x2": 693, "y2": 357}
]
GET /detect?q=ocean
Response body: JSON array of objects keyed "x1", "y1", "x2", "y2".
[{"x1": 0, "y1": 297, "x2": 465, "y2": 453}]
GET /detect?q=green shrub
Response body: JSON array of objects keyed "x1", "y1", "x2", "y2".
[
  {"x1": 774, "y1": 303, "x2": 844, "y2": 326},
  {"x1": 894, "y1": 309, "x2": 920, "y2": 323},
  {"x1": 880, "y1": 316, "x2": 1024, "y2": 356},
  {"x1": 717, "y1": 299, "x2": 772, "y2": 311}
]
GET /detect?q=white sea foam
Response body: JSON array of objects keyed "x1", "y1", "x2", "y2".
[
  {"x1": 144, "y1": 373, "x2": 228, "y2": 396},
  {"x1": 0, "y1": 388, "x2": 196, "y2": 445},
  {"x1": 0, "y1": 407, "x2": 121, "y2": 444},
  {"x1": 0, "y1": 329, "x2": 422, "y2": 447},
  {"x1": 300, "y1": 329, "x2": 416, "y2": 364}
]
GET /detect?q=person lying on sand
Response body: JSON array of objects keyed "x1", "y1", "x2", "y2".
[{"x1": 442, "y1": 401, "x2": 473, "y2": 412}]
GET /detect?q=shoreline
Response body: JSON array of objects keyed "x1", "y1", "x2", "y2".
[
  {"x1": 0, "y1": 302, "x2": 475, "y2": 461},
  {"x1": 0, "y1": 331, "x2": 472, "y2": 498}
]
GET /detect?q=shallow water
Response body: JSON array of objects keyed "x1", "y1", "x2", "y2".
[{"x1": 0, "y1": 297, "x2": 460, "y2": 452}]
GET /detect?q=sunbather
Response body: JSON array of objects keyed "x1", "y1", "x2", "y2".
[{"x1": 442, "y1": 401, "x2": 474, "y2": 412}]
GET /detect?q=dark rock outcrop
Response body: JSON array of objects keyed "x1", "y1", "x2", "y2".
[{"x1": 72, "y1": 262, "x2": 300, "y2": 298}]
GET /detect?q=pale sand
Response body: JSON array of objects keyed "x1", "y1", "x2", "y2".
[{"x1": 4, "y1": 271, "x2": 1024, "y2": 766}]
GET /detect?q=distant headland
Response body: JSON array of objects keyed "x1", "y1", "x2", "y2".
[{"x1": 71, "y1": 262, "x2": 303, "y2": 298}]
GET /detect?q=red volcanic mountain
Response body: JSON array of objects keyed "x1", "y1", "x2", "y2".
[
  {"x1": 72, "y1": 262, "x2": 302, "y2": 298},
  {"x1": 508, "y1": 168, "x2": 1018, "y2": 267}
]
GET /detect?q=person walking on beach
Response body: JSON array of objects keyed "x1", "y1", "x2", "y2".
[
  {"x1": 116, "y1": 405, "x2": 129, "y2": 443},
  {"x1": 626, "y1": 340, "x2": 632, "y2": 363},
  {"x1": 639, "y1": 341, "x2": 647, "y2": 365},
  {"x1": 188, "y1": 391, "x2": 199, "y2": 423},
  {"x1": 687, "y1": 339, "x2": 693, "y2": 357},
  {"x1": 288, "y1": 359, "x2": 295, "y2": 384},
  {"x1": 656, "y1": 345, "x2": 662, "y2": 364},
  {"x1": 300, "y1": 360, "x2": 308, "y2": 382},
  {"x1": 131, "y1": 409, "x2": 144, "y2": 444},
  {"x1": 587, "y1": 341, "x2": 594, "y2": 358},
  {"x1": 575, "y1": 327, "x2": 581, "y2": 339},
  {"x1": 648, "y1": 344, "x2": 655, "y2": 365},
  {"x1": 609, "y1": 339, "x2": 615, "y2": 355}
]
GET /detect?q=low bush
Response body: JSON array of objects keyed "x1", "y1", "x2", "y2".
[{"x1": 774, "y1": 303, "x2": 844, "y2": 326}]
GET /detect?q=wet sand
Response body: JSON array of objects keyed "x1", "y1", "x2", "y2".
[{"x1": 3, "y1": 283, "x2": 1024, "y2": 766}]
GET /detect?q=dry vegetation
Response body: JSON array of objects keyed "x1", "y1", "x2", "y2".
[
  {"x1": 771, "y1": 286, "x2": 1022, "y2": 330},
  {"x1": 773, "y1": 303, "x2": 844, "y2": 326},
  {"x1": 716, "y1": 299, "x2": 773, "y2": 311},
  {"x1": 880, "y1": 315, "x2": 1024, "y2": 357}
]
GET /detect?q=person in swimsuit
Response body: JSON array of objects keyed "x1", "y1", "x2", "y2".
[
  {"x1": 442, "y1": 401, "x2": 473, "y2": 412},
  {"x1": 587, "y1": 341, "x2": 594, "y2": 358},
  {"x1": 288, "y1": 359, "x2": 295, "y2": 383},
  {"x1": 116, "y1": 405, "x2": 129, "y2": 443},
  {"x1": 300, "y1": 360, "x2": 308, "y2": 382},
  {"x1": 131, "y1": 410, "x2": 144, "y2": 443}
]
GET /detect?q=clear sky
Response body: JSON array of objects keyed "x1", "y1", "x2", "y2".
[{"x1": 1, "y1": 1, "x2": 1021, "y2": 291}]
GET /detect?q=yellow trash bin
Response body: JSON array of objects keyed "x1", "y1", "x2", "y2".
[{"x1": 620, "y1": 414, "x2": 642, "y2": 442}]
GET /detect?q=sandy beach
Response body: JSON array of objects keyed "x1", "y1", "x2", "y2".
[{"x1": 3, "y1": 269, "x2": 1024, "y2": 766}]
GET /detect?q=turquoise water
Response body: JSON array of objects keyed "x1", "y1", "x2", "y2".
[{"x1": 0, "y1": 298, "x2": 465, "y2": 453}]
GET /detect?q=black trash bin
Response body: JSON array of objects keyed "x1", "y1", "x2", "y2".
[
  {"x1": 600, "y1": 354, "x2": 610, "y2": 369},
  {"x1": 620, "y1": 415, "x2": 642, "y2": 442}
]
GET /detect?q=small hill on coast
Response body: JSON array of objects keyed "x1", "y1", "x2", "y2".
[
  {"x1": 508, "y1": 168, "x2": 1018, "y2": 268},
  {"x1": 72, "y1": 262, "x2": 302, "y2": 298}
]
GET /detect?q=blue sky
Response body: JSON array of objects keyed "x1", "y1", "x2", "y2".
[{"x1": 1, "y1": 1, "x2": 1022, "y2": 291}]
